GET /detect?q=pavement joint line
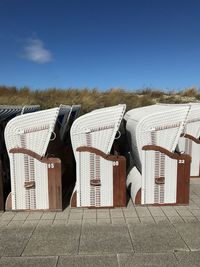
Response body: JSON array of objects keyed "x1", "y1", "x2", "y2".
[
  {"x1": 133, "y1": 205, "x2": 141, "y2": 222},
  {"x1": 19, "y1": 223, "x2": 38, "y2": 257},
  {"x1": 77, "y1": 217, "x2": 83, "y2": 254},
  {"x1": 172, "y1": 251, "x2": 181, "y2": 264},
  {"x1": 171, "y1": 223, "x2": 191, "y2": 252},
  {"x1": 157, "y1": 208, "x2": 172, "y2": 224},
  {"x1": 146, "y1": 207, "x2": 157, "y2": 224},
  {"x1": 55, "y1": 256, "x2": 59, "y2": 267}
]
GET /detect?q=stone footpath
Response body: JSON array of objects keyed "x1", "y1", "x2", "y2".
[{"x1": 0, "y1": 179, "x2": 200, "y2": 266}]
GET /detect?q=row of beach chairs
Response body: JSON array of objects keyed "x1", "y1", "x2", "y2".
[{"x1": 0, "y1": 103, "x2": 200, "y2": 211}]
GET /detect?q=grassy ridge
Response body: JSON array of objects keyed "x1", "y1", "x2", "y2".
[{"x1": 0, "y1": 86, "x2": 199, "y2": 114}]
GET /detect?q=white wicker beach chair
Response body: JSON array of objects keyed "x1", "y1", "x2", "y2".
[
  {"x1": 0, "y1": 105, "x2": 39, "y2": 211},
  {"x1": 4, "y1": 107, "x2": 62, "y2": 211},
  {"x1": 125, "y1": 104, "x2": 191, "y2": 205},
  {"x1": 70, "y1": 104, "x2": 126, "y2": 208}
]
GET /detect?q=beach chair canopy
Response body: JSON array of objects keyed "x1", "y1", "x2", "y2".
[
  {"x1": 71, "y1": 104, "x2": 126, "y2": 159},
  {"x1": 5, "y1": 107, "x2": 61, "y2": 157},
  {"x1": 124, "y1": 104, "x2": 191, "y2": 172}
]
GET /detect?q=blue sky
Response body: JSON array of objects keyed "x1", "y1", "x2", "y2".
[{"x1": 0, "y1": 0, "x2": 200, "y2": 91}]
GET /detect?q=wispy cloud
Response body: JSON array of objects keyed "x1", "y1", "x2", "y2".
[{"x1": 22, "y1": 38, "x2": 53, "y2": 63}]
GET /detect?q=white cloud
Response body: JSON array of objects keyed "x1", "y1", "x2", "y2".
[{"x1": 22, "y1": 38, "x2": 53, "y2": 63}]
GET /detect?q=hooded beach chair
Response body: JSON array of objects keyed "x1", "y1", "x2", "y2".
[
  {"x1": 70, "y1": 104, "x2": 126, "y2": 208},
  {"x1": 125, "y1": 104, "x2": 191, "y2": 205},
  {"x1": 4, "y1": 105, "x2": 79, "y2": 211},
  {"x1": 0, "y1": 105, "x2": 39, "y2": 210}
]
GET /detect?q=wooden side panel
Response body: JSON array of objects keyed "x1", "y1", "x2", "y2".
[
  {"x1": 176, "y1": 156, "x2": 190, "y2": 204},
  {"x1": 113, "y1": 156, "x2": 126, "y2": 207},
  {"x1": 48, "y1": 159, "x2": 62, "y2": 210}
]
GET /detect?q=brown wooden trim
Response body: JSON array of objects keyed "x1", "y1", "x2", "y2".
[
  {"x1": 142, "y1": 145, "x2": 191, "y2": 162},
  {"x1": 176, "y1": 154, "x2": 190, "y2": 204},
  {"x1": 5, "y1": 192, "x2": 12, "y2": 211},
  {"x1": 48, "y1": 159, "x2": 62, "y2": 210},
  {"x1": 190, "y1": 176, "x2": 200, "y2": 178},
  {"x1": 181, "y1": 134, "x2": 200, "y2": 144},
  {"x1": 135, "y1": 189, "x2": 141, "y2": 204},
  {"x1": 9, "y1": 148, "x2": 61, "y2": 164},
  {"x1": 113, "y1": 156, "x2": 126, "y2": 207},
  {"x1": 76, "y1": 146, "x2": 119, "y2": 161},
  {"x1": 24, "y1": 181, "x2": 35, "y2": 189},
  {"x1": 70, "y1": 191, "x2": 77, "y2": 207}
]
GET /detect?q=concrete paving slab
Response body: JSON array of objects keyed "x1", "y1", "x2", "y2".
[
  {"x1": 174, "y1": 222, "x2": 200, "y2": 250},
  {"x1": 41, "y1": 212, "x2": 56, "y2": 220},
  {"x1": 0, "y1": 226, "x2": 35, "y2": 257},
  {"x1": 26, "y1": 212, "x2": 43, "y2": 220},
  {"x1": 79, "y1": 224, "x2": 133, "y2": 254},
  {"x1": 22, "y1": 225, "x2": 81, "y2": 256},
  {"x1": 57, "y1": 255, "x2": 118, "y2": 267},
  {"x1": 118, "y1": 253, "x2": 179, "y2": 267},
  {"x1": 128, "y1": 224, "x2": 188, "y2": 253},
  {"x1": 0, "y1": 256, "x2": 58, "y2": 267},
  {"x1": 175, "y1": 251, "x2": 200, "y2": 267},
  {"x1": 12, "y1": 212, "x2": 30, "y2": 221}
]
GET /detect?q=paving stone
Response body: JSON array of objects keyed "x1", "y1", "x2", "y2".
[
  {"x1": 97, "y1": 219, "x2": 111, "y2": 225},
  {"x1": 182, "y1": 216, "x2": 198, "y2": 223},
  {"x1": 0, "y1": 220, "x2": 10, "y2": 226},
  {"x1": 27, "y1": 212, "x2": 43, "y2": 220},
  {"x1": 190, "y1": 209, "x2": 200, "y2": 216},
  {"x1": 69, "y1": 212, "x2": 83, "y2": 220},
  {"x1": 97, "y1": 211, "x2": 110, "y2": 219},
  {"x1": 23, "y1": 225, "x2": 81, "y2": 256},
  {"x1": 148, "y1": 207, "x2": 165, "y2": 217},
  {"x1": 55, "y1": 212, "x2": 69, "y2": 220},
  {"x1": 161, "y1": 207, "x2": 179, "y2": 217},
  {"x1": 7, "y1": 220, "x2": 25, "y2": 228},
  {"x1": 37, "y1": 219, "x2": 53, "y2": 226},
  {"x1": 41, "y1": 212, "x2": 56, "y2": 220},
  {"x1": 70, "y1": 208, "x2": 83, "y2": 213},
  {"x1": 168, "y1": 216, "x2": 184, "y2": 224},
  {"x1": 118, "y1": 253, "x2": 178, "y2": 267},
  {"x1": 0, "y1": 256, "x2": 58, "y2": 267},
  {"x1": 128, "y1": 224, "x2": 188, "y2": 253},
  {"x1": 53, "y1": 220, "x2": 66, "y2": 225},
  {"x1": 135, "y1": 207, "x2": 151, "y2": 217},
  {"x1": 79, "y1": 224, "x2": 133, "y2": 254},
  {"x1": 82, "y1": 219, "x2": 96, "y2": 225},
  {"x1": 140, "y1": 216, "x2": 155, "y2": 224},
  {"x1": 23, "y1": 220, "x2": 39, "y2": 227},
  {"x1": 154, "y1": 216, "x2": 170, "y2": 224},
  {"x1": 123, "y1": 210, "x2": 138, "y2": 218},
  {"x1": 111, "y1": 218, "x2": 126, "y2": 225},
  {"x1": 125, "y1": 217, "x2": 140, "y2": 224},
  {"x1": 12, "y1": 212, "x2": 30, "y2": 220},
  {"x1": 83, "y1": 213, "x2": 96, "y2": 219},
  {"x1": 67, "y1": 219, "x2": 82, "y2": 225},
  {"x1": 1, "y1": 212, "x2": 16, "y2": 221},
  {"x1": 57, "y1": 255, "x2": 118, "y2": 267},
  {"x1": 174, "y1": 208, "x2": 193, "y2": 217},
  {"x1": 0, "y1": 226, "x2": 35, "y2": 257},
  {"x1": 174, "y1": 222, "x2": 200, "y2": 250},
  {"x1": 175, "y1": 251, "x2": 200, "y2": 267}
]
